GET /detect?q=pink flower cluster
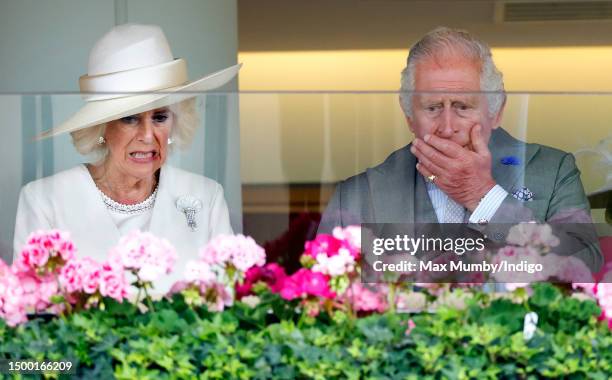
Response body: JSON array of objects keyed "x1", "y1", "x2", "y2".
[
  {"x1": 169, "y1": 280, "x2": 234, "y2": 312},
  {"x1": 171, "y1": 234, "x2": 267, "y2": 312},
  {"x1": 1, "y1": 230, "x2": 78, "y2": 323},
  {"x1": 304, "y1": 227, "x2": 360, "y2": 261},
  {"x1": 59, "y1": 258, "x2": 128, "y2": 301},
  {"x1": 0, "y1": 230, "x2": 133, "y2": 327},
  {"x1": 347, "y1": 283, "x2": 387, "y2": 313},
  {"x1": 272, "y1": 227, "x2": 363, "y2": 304},
  {"x1": 200, "y1": 234, "x2": 266, "y2": 272},
  {"x1": 595, "y1": 282, "x2": 612, "y2": 329},
  {"x1": 109, "y1": 230, "x2": 177, "y2": 283},
  {"x1": 279, "y1": 268, "x2": 336, "y2": 301},
  {"x1": 311, "y1": 248, "x2": 355, "y2": 277},
  {"x1": 491, "y1": 246, "x2": 550, "y2": 283},
  {"x1": 16, "y1": 230, "x2": 75, "y2": 273},
  {"x1": 0, "y1": 261, "x2": 27, "y2": 326},
  {"x1": 506, "y1": 223, "x2": 560, "y2": 249},
  {"x1": 236, "y1": 263, "x2": 287, "y2": 298},
  {"x1": 493, "y1": 223, "x2": 594, "y2": 286},
  {"x1": 303, "y1": 228, "x2": 361, "y2": 295}
]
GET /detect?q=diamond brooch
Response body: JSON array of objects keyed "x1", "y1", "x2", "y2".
[{"x1": 176, "y1": 196, "x2": 203, "y2": 231}]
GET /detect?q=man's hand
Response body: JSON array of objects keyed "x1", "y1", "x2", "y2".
[{"x1": 410, "y1": 124, "x2": 496, "y2": 211}]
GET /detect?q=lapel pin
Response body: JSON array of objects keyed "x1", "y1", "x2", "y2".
[
  {"x1": 176, "y1": 196, "x2": 203, "y2": 231},
  {"x1": 500, "y1": 155, "x2": 521, "y2": 165},
  {"x1": 512, "y1": 187, "x2": 534, "y2": 202}
]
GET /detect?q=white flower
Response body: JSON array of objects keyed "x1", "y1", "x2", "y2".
[
  {"x1": 241, "y1": 295, "x2": 261, "y2": 308},
  {"x1": 185, "y1": 261, "x2": 216, "y2": 283},
  {"x1": 312, "y1": 249, "x2": 355, "y2": 277},
  {"x1": 333, "y1": 225, "x2": 361, "y2": 250}
]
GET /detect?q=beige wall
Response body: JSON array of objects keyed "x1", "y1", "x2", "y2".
[{"x1": 238, "y1": 47, "x2": 612, "y2": 195}]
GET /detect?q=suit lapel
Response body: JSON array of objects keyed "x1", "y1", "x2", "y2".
[
  {"x1": 489, "y1": 128, "x2": 539, "y2": 194},
  {"x1": 465, "y1": 128, "x2": 539, "y2": 220},
  {"x1": 368, "y1": 144, "x2": 436, "y2": 224},
  {"x1": 414, "y1": 170, "x2": 438, "y2": 223},
  {"x1": 368, "y1": 145, "x2": 416, "y2": 224}
]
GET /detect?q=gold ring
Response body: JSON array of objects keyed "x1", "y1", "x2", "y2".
[{"x1": 427, "y1": 174, "x2": 437, "y2": 182}]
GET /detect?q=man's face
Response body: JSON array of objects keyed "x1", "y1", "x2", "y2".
[{"x1": 407, "y1": 55, "x2": 502, "y2": 150}]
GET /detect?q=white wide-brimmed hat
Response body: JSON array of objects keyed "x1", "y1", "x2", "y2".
[{"x1": 39, "y1": 23, "x2": 241, "y2": 139}]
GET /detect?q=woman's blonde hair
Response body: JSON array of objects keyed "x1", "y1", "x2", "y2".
[{"x1": 70, "y1": 97, "x2": 199, "y2": 161}]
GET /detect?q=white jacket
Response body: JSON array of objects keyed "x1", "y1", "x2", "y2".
[{"x1": 13, "y1": 164, "x2": 233, "y2": 293}]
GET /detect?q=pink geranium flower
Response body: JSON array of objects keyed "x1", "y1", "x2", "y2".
[
  {"x1": 99, "y1": 262, "x2": 129, "y2": 301},
  {"x1": 347, "y1": 283, "x2": 387, "y2": 313},
  {"x1": 279, "y1": 269, "x2": 335, "y2": 301},
  {"x1": 491, "y1": 246, "x2": 549, "y2": 283},
  {"x1": 12, "y1": 270, "x2": 58, "y2": 312},
  {"x1": 506, "y1": 223, "x2": 560, "y2": 248},
  {"x1": 109, "y1": 230, "x2": 177, "y2": 283},
  {"x1": 595, "y1": 283, "x2": 612, "y2": 329},
  {"x1": 79, "y1": 257, "x2": 102, "y2": 294},
  {"x1": 297, "y1": 269, "x2": 335, "y2": 299},
  {"x1": 304, "y1": 234, "x2": 343, "y2": 258},
  {"x1": 184, "y1": 261, "x2": 216, "y2": 283},
  {"x1": 332, "y1": 226, "x2": 361, "y2": 259},
  {"x1": 278, "y1": 275, "x2": 303, "y2": 301},
  {"x1": 16, "y1": 230, "x2": 76, "y2": 273},
  {"x1": 547, "y1": 255, "x2": 594, "y2": 283},
  {"x1": 312, "y1": 248, "x2": 355, "y2": 277},
  {"x1": 0, "y1": 263, "x2": 28, "y2": 326},
  {"x1": 236, "y1": 263, "x2": 287, "y2": 298},
  {"x1": 199, "y1": 234, "x2": 266, "y2": 272},
  {"x1": 200, "y1": 282, "x2": 234, "y2": 312},
  {"x1": 59, "y1": 259, "x2": 85, "y2": 293}
]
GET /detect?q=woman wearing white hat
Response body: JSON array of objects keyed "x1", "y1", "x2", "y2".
[{"x1": 13, "y1": 24, "x2": 241, "y2": 292}]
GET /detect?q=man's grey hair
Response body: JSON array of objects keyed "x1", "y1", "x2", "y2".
[
  {"x1": 399, "y1": 27, "x2": 506, "y2": 118},
  {"x1": 70, "y1": 97, "x2": 199, "y2": 162}
]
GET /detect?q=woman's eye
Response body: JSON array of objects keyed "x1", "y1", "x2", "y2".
[
  {"x1": 153, "y1": 113, "x2": 169, "y2": 123},
  {"x1": 120, "y1": 115, "x2": 139, "y2": 124}
]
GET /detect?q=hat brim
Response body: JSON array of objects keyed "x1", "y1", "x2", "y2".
[{"x1": 38, "y1": 63, "x2": 242, "y2": 139}]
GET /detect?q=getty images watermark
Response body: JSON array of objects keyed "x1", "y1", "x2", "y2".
[
  {"x1": 360, "y1": 223, "x2": 603, "y2": 284},
  {"x1": 370, "y1": 234, "x2": 543, "y2": 275}
]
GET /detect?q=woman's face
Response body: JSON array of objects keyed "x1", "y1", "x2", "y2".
[{"x1": 104, "y1": 107, "x2": 173, "y2": 180}]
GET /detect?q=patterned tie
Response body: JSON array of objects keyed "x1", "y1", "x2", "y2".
[{"x1": 443, "y1": 197, "x2": 465, "y2": 223}]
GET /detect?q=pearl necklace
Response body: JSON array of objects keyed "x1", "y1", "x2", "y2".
[{"x1": 97, "y1": 185, "x2": 158, "y2": 214}]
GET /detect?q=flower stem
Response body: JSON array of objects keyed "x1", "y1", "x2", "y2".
[
  {"x1": 136, "y1": 286, "x2": 143, "y2": 306},
  {"x1": 388, "y1": 283, "x2": 397, "y2": 313},
  {"x1": 134, "y1": 272, "x2": 155, "y2": 312},
  {"x1": 142, "y1": 282, "x2": 155, "y2": 312}
]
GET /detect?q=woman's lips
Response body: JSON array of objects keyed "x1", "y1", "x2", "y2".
[{"x1": 128, "y1": 151, "x2": 158, "y2": 163}]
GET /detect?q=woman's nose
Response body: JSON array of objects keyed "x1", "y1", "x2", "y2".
[{"x1": 137, "y1": 117, "x2": 154, "y2": 143}]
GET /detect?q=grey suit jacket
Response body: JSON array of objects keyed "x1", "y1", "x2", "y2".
[{"x1": 319, "y1": 128, "x2": 603, "y2": 272}]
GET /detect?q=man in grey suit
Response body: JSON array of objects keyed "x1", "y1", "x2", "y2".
[{"x1": 319, "y1": 27, "x2": 602, "y2": 272}]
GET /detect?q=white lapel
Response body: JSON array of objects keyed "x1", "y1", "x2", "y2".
[
  {"x1": 149, "y1": 165, "x2": 204, "y2": 244},
  {"x1": 149, "y1": 164, "x2": 177, "y2": 238}
]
